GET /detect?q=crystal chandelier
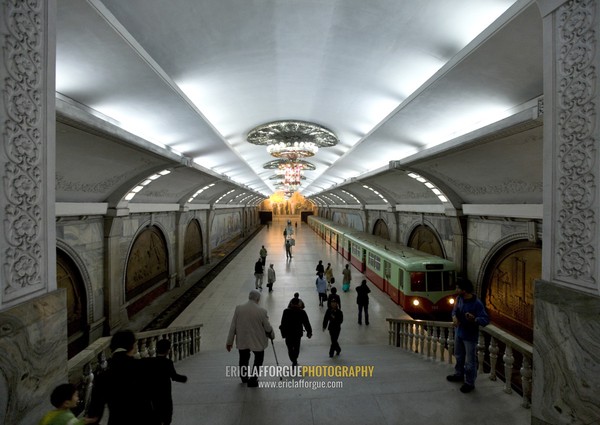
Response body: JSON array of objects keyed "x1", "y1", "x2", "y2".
[
  {"x1": 251, "y1": 121, "x2": 338, "y2": 192},
  {"x1": 248, "y1": 120, "x2": 338, "y2": 161},
  {"x1": 266, "y1": 141, "x2": 318, "y2": 159}
]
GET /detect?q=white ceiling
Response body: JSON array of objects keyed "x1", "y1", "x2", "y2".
[{"x1": 55, "y1": 0, "x2": 543, "y2": 204}]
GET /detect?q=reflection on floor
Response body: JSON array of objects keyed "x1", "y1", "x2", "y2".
[{"x1": 168, "y1": 218, "x2": 530, "y2": 425}]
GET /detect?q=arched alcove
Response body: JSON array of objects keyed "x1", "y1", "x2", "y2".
[
  {"x1": 481, "y1": 240, "x2": 541, "y2": 342},
  {"x1": 184, "y1": 219, "x2": 204, "y2": 275},
  {"x1": 125, "y1": 226, "x2": 169, "y2": 317},
  {"x1": 372, "y1": 218, "x2": 390, "y2": 240},
  {"x1": 56, "y1": 248, "x2": 89, "y2": 358},
  {"x1": 407, "y1": 224, "x2": 445, "y2": 258}
]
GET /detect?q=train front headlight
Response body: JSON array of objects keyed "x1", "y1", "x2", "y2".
[
  {"x1": 448, "y1": 298, "x2": 455, "y2": 305},
  {"x1": 412, "y1": 299, "x2": 420, "y2": 306}
]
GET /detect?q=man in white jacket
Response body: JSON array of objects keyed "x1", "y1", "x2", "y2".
[{"x1": 226, "y1": 290, "x2": 275, "y2": 387}]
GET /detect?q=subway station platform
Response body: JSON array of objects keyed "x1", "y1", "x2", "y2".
[{"x1": 168, "y1": 218, "x2": 530, "y2": 425}]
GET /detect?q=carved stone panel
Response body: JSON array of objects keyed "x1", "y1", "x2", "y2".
[
  {"x1": 1, "y1": 0, "x2": 50, "y2": 307},
  {"x1": 551, "y1": 0, "x2": 599, "y2": 293}
]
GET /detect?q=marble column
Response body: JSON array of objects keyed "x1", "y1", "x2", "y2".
[
  {"x1": 536, "y1": 0, "x2": 600, "y2": 423},
  {"x1": 0, "y1": 1, "x2": 63, "y2": 423}
]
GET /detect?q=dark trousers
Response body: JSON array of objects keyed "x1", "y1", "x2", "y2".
[
  {"x1": 328, "y1": 328, "x2": 341, "y2": 356},
  {"x1": 285, "y1": 336, "x2": 302, "y2": 365},
  {"x1": 238, "y1": 349, "x2": 264, "y2": 383},
  {"x1": 358, "y1": 304, "x2": 369, "y2": 324}
]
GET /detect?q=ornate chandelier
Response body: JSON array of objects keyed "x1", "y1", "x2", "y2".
[
  {"x1": 250, "y1": 120, "x2": 338, "y2": 192},
  {"x1": 266, "y1": 141, "x2": 318, "y2": 159},
  {"x1": 248, "y1": 120, "x2": 338, "y2": 161}
]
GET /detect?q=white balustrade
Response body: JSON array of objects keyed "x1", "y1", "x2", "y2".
[
  {"x1": 386, "y1": 318, "x2": 532, "y2": 409},
  {"x1": 68, "y1": 324, "x2": 203, "y2": 416}
]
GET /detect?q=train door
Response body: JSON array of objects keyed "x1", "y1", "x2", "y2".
[
  {"x1": 361, "y1": 249, "x2": 366, "y2": 273},
  {"x1": 397, "y1": 268, "x2": 404, "y2": 305},
  {"x1": 383, "y1": 260, "x2": 391, "y2": 295},
  {"x1": 346, "y1": 240, "x2": 351, "y2": 260}
]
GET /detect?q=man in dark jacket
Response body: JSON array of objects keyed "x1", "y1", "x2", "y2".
[
  {"x1": 87, "y1": 330, "x2": 156, "y2": 425},
  {"x1": 254, "y1": 257, "x2": 264, "y2": 290},
  {"x1": 323, "y1": 300, "x2": 344, "y2": 357},
  {"x1": 148, "y1": 339, "x2": 188, "y2": 425},
  {"x1": 355, "y1": 279, "x2": 371, "y2": 325},
  {"x1": 446, "y1": 278, "x2": 490, "y2": 393},
  {"x1": 279, "y1": 298, "x2": 312, "y2": 366}
]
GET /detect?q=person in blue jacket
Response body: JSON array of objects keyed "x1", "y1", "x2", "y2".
[{"x1": 446, "y1": 278, "x2": 489, "y2": 393}]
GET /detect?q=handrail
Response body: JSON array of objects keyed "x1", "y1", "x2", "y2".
[
  {"x1": 68, "y1": 324, "x2": 203, "y2": 415},
  {"x1": 386, "y1": 318, "x2": 532, "y2": 408}
]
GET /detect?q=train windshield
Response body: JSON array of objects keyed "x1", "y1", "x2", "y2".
[
  {"x1": 428, "y1": 272, "x2": 442, "y2": 291},
  {"x1": 411, "y1": 271, "x2": 455, "y2": 292},
  {"x1": 410, "y1": 272, "x2": 426, "y2": 291}
]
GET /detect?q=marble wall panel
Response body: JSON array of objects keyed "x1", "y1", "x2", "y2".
[
  {"x1": 0, "y1": 290, "x2": 68, "y2": 425},
  {"x1": 533, "y1": 281, "x2": 600, "y2": 424}
]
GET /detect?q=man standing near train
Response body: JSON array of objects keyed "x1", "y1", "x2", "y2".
[{"x1": 446, "y1": 278, "x2": 489, "y2": 393}]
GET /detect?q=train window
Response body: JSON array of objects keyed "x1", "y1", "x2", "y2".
[
  {"x1": 410, "y1": 272, "x2": 426, "y2": 292},
  {"x1": 368, "y1": 252, "x2": 381, "y2": 270},
  {"x1": 427, "y1": 272, "x2": 442, "y2": 291},
  {"x1": 443, "y1": 271, "x2": 455, "y2": 291},
  {"x1": 399, "y1": 269, "x2": 404, "y2": 289}
]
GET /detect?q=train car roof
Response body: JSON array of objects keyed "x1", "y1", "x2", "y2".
[{"x1": 310, "y1": 216, "x2": 455, "y2": 270}]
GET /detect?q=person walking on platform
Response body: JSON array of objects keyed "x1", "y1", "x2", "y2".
[
  {"x1": 267, "y1": 263, "x2": 276, "y2": 292},
  {"x1": 254, "y1": 258, "x2": 264, "y2": 290},
  {"x1": 356, "y1": 279, "x2": 371, "y2": 325},
  {"x1": 342, "y1": 264, "x2": 352, "y2": 292},
  {"x1": 87, "y1": 330, "x2": 154, "y2": 424},
  {"x1": 315, "y1": 260, "x2": 325, "y2": 275},
  {"x1": 325, "y1": 263, "x2": 334, "y2": 289},
  {"x1": 327, "y1": 286, "x2": 341, "y2": 310},
  {"x1": 148, "y1": 339, "x2": 188, "y2": 425},
  {"x1": 446, "y1": 278, "x2": 489, "y2": 393},
  {"x1": 226, "y1": 290, "x2": 275, "y2": 387},
  {"x1": 323, "y1": 300, "x2": 343, "y2": 357},
  {"x1": 288, "y1": 292, "x2": 305, "y2": 309},
  {"x1": 315, "y1": 271, "x2": 327, "y2": 306},
  {"x1": 279, "y1": 298, "x2": 312, "y2": 367},
  {"x1": 259, "y1": 245, "x2": 267, "y2": 267},
  {"x1": 285, "y1": 238, "x2": 293, "y2": 259}
]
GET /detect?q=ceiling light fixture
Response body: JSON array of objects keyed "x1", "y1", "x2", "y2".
[{"x1": 248, "y1": 120, "x2": 338, "y2": 161}]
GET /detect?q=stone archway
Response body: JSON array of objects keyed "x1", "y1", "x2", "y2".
[
  {"x1": 125, "y1": 226, "x2": 169, "y2": 317},
  {"x1": 407, "y1": 224, "x2": 444, "y2": 258},
  {"x1": 184, "y1": 219, "x2": 204, "y2": 275},
  {"x1": 372, "y1": 218, "x2": 390, "y2": 240},
  {"x1": 56, "y1": 249, "x2": 89, "y2": 358},
  {"x1": 481, "y1": 240, "x2": 541, "y2": 343}
]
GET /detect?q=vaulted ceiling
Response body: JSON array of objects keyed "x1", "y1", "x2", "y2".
[{"x1": 55, "y1": 0, "x2": 543, "y2": 210}]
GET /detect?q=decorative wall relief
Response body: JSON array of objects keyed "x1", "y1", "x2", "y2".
[
  {"x1": 210, "y1": 212, "x2": 241, "y2": 248},
  {"x1": 1, "y1": 0, "x2": 47, "y2": 305},
  {"x1": 331, "y1": 211, "x2": 364, "y2": 231},
  {"x1": 554, "y1": 0, "x2": 598, "y2": 292},
  {"x1": 125, "y1": 226, "x2": 168, "y2": 301}
]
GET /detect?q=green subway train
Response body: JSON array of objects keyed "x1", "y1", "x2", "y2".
[{"x1": 308, "y1": 215, "x2": 456, "y2": 319}]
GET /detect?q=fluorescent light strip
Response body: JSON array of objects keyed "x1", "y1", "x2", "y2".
[
  {"x1": 188, "y1": 183, "x2": 216, "y2": 203},
  {"x1": 407, "y1": 172, "x2": 449, "y2": 204},
  {"x1": 125, "y1": 169, "x2": 171, "y2": 201}
]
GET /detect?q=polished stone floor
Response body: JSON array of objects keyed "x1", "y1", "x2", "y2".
[{"x1": 168, "y1": 218, "x2": 530, "y2": 425}]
